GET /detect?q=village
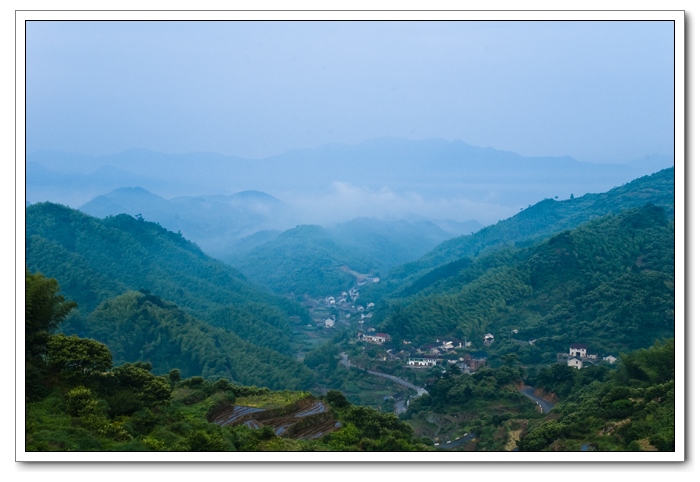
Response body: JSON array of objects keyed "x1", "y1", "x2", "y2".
[
  {"x1": 299, "y1": 273, "x2": 620, "y2": 388},
  {"x1": 295, "y1": 275, "x2": 488, "y2": 376},
  {"x1": 557, "y1": 343, "x2": 618, "y2": 369}
]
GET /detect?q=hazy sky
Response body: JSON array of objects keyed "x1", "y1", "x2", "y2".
[{"x1": 26, "y1": 20, "x2": 674, "y2": 164}]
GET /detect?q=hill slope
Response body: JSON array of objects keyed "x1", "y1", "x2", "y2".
[
  {"x1": 378, "y1": 204, "x2": 674, "y2": 361},
  {"x1": 25, "y1": 202, "x2": 315, "y2": 388},
  {"x1": 377, "y1": 168, "x2": 674, "y2": 296},
  {"x1": 80, "y1": 187, "x2": 294, "y2": 259}
]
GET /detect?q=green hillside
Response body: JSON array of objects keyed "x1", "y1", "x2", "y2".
[
  {"x1": 25, "y1": 203, "x2": 317, "y2": 388},
  {"x1": 378, "y1": 204, "x2": 674, "y2": 361},
  {"x1": 77, "y1": 290, "x2": 316, "y2": 388},
  {"x1": 24, "y1": 273, "x2": 430, "y2": 452},
  {"x1": 377, "y1": 168, "x2": 674, "y2": 296},
  {"x1": 518, "y1": 339, "x2": 674, "y2": 451},
  {"x1": 228, "y1": 224, "x2": 378, "y2": 297}
]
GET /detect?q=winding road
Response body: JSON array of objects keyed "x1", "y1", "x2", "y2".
[
  {"x1": 436, "y1": 432, "x2": 475, "y2": 450},
  {"x1": 518, "y1": 386, "x2": 555, "y2": 414},
  {"x1": 339, "y1": 353, "x2": 428, "y2": 397}
]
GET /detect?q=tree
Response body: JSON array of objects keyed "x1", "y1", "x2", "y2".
[
  {"x1": 46, "y1": 334, "x2": 112, "y2": 378},
  {"x1": 25, "y1": 269, "x2": 76, "y2": 359}
]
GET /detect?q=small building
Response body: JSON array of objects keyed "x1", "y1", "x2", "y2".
[
  {"x1": 362, "y1": 332, "x2": 391, "y2": 344},
  {"x1": 372, "y1": 277, "x2": 380, "y2": 283},
  {"x1": 603, "y1": 355, "x2": 618, "y2": 364},
  {"x1": 324, "y1": 318, "x2": 335, "y2": 328},
  {"x1": 567, "y1": 357, "x2": 583, "y2": 370},
  {"x1": 570, "y1": 343, "x2": 588, "y2": 358},
  {"x1": 408, "y1": 356, "x2": 438, "y2": 367},
  {"x1": 484, "y1": 333, "x2": 495, "y2": 346}
]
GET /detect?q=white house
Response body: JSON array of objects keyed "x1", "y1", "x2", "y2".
[
  {"x1": 569, "y1": 343, "x2": 588, "y2": 358},
  {"x1": 484, "y1": 333, "x2": 495, "y2": 346},
  {"x1": 408, "y1": 356, "x2": 438, "y2": 367},
  {"x1": 603, "y1": 355, "x2": 618, "y2": 364},
  {"x1": 567, "y1": 357, "x2": 583, "y2": 370},
  {"x1": 324, "y1": 318, "x2": 335, "y2": 328}
]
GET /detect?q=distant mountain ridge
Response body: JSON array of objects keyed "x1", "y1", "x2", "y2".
[
  {"x1": 375, "y1": 167, "x2": 675, "y2": 297},
  {"x1": 226, "y1": 217, "x2": 483, "y2": 297},
  {"x1": 26, "y1": 138, "x2": 673, "y2": 225},
  {"x1": 79, "y1": 187, "x2": 293, "y2": 259}
]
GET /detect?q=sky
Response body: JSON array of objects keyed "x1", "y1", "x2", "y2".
[{"x1": 25, "y1": 20, "x2": 674, "y2": 164}]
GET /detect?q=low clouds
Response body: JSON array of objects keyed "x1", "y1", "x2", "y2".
[{"x1": 289, "y1": 181, "x2": 512, "y2": 226}]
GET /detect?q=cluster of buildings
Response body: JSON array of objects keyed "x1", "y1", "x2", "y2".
[
  {"x1": 355, "y1": 332, "x2": 489, "y2": 374},
  {"x1": 558, "y1": 343, "x2": 618, "y2": 369}
]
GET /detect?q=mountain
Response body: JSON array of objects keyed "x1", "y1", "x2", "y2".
[
  {"x1": 79, "y1": 187, "x2": 295, "y2": 259},
  {"x1": 27, "y1": 139, "x2": 673, "y2": 225},
  {"x1": 377, "y1": 204, "x2": 674, "y2": 362},
  {"x1": 25, "y1": 202, "x2": 316, "y2": 388},
  {"x1": 325, "y1": 217, "x2": 477, "y2": 271},
  {"x1": 228, "y1": 225, "x2": 377, "y2": 297},
  {"x1": 227, "y1": 217, "x2": 479, "y2": 297},
  {"x1": 376, "y1": 167, "x2": 674, "y2": 296},
  {"x1": 80, "y1": 290, "x2": 315, "y2": 388}
]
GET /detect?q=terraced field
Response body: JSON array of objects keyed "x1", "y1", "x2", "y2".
[{"x1": 210, "y1": 398, "x2": 342, "y2": 440}]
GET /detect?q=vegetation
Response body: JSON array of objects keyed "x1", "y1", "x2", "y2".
[
  {"x1": 24, "y1": 167, "x2": 676, "y2": 452},
  {"x1": 403, "y1": 362, "x2": 542, "y2": 450},
  {"x1": 377, "y1": 204, "x2": 674, "y2": 360},
  {"x1": 374, "y1": 167, "x2": 674, "y2": 297},
  {"x1": 24, "y1": 273, "x2": 430, "y2": 452},
  {"x1": 26, "y1": 203, "x2": 316, "y2": 389},
  {"x1": 518, "y1": 339, "x2": 675, "y2": 451},
  {"x1": 228, "y1": 224, "x2": 377, "y2": 297}
]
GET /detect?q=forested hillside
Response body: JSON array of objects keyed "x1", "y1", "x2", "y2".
[
  {"x1": 378, "y1": 204, "x2": 674, "y2": 361},
  {"x1": 402, "y1": 339, "x2": 674, "y2": 451},
  {"x1": 228, "y1": 218, "x2": 471, "y2": 297},
  {"x1": 25, "y1": 203, "x2": 315, "y2": 388},
  {"x1": 518, "y1": 339, "x2": 674, "y2": 451},
  {"x1": 80, "y1": 187, "x2": 293, "y2": 259},
  {"x1": 377, "y1": 168, "x2": 674, "y2": 296},
  {"x1": 25, "y1": 270, "x2": 430, "y2": 452},
  {"x1": 228, "y1": 224, "x2": 378, "y2": 297}
]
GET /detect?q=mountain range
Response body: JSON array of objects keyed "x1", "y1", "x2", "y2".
[{"x1": 26, "y1": 138, "x2": 673, "y2": 226}]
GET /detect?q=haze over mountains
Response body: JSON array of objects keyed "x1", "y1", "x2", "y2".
[{"x1": 26, "y1": 137, "x2": 673, "y2": 228}]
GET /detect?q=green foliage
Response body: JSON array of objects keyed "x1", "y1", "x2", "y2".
[
  {"x1": 325, "y1": 390, "x2": 351, "y2": 409},
  {"x1": 25, "y1": 268, "x2": 77, "y2": 360},
  {"x1": 25, "y1": 202, "x2": 311, "y2": 377},
  {"x1": 81, "y1": 291, "x2": 316, "y2": 390},
  {"x1": 519, "y1": 340, "x2": 675, "y2": 451},
  {"x1": 65, "y1": 387, "x2": 100, "y2": 417},
  {"x1": 381, "y1": 168, "x2": 674, "y2": 293},
  {"x1": 47, "y1": 334, "x2": 112, "y2": 379},
  {"x1": 229, "y1": 224, "x2": 377, "y2": 297},
  {"x1": 378, "y1": 205, "x2": 674, "y2": 361}
]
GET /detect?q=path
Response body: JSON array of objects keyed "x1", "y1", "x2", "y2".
[
  {"x1": 436, "y1": 432, "x2": 475, "y2": 450},
  {"x1": 518, "y1": 386, "x2": 555, "y2": 414},
  {"x1": 339, "y1": 352, "x2": 428, "y2": 397}
]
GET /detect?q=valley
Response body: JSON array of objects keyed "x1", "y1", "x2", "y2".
[{"x1": 24, "y1": 166, "x2": 677, "y2": 452}]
